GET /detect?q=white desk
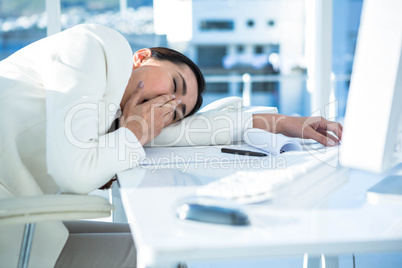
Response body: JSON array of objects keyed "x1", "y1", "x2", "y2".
[{"x1": 117, "y1": 145, "x2": 402, "y2": 268}]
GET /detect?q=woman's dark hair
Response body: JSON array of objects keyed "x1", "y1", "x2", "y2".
[{"x1": 149, "y1": 47, "x2": 205, "y2": 117}]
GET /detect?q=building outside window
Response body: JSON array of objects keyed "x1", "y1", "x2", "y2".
[{"x1": 1, "y1": 0, "x2": 363, "y2": 119}]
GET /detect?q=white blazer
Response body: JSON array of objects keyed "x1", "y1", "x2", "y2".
[{"x1": 0, "y1": 24, "x2": 145, "y2": 267}]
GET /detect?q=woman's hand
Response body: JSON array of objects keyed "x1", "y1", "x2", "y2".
[
  {"x1": 120, "y1": 81, "x2": 181, "y2": 145},
  {"x1": 253, "y1": 114, "x2": 343, "y2": 146}
]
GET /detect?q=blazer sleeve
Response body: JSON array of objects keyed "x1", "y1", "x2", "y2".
[
  {"x1": 43, "y1": 25, "x2": 145, "y2": 194},
  {"x1": 147, "y1": 110, "x2": 254, "y2": 147},
  {"x1": 147, "y1": 99, "x2": 278, "y2": 147}
]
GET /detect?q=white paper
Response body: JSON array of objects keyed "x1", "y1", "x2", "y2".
[{"x1": 243, "y1": 128, "x2": 302, "y2": 155}]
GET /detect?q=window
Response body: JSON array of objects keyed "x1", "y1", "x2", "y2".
[
  {"x1": 255, "y1": 45, "x2": 264, "y2": 54},
  {"x1": 267, "y1": 20, "x2": 276, "y2": 27},
  {"x1": 246, "y1": 19, "x2": 255, "y2": 28},
  {"x1": 200, "y1": 20, "x2": 234, "y2": 31},
  {"x1": 197, "y1": 46, "x2": 227, "y2": 68},
  {"x1": 0, "y1": 1, "x2": 46, "y2": 60},
  {"x1": 206, "y1": 83, "x2": 229, "y2": 93},
  {"x1": 237, "y1": 45, "x2": 244, "y2": 53}
]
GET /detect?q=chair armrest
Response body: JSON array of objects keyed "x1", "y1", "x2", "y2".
[{"x1": 0, "y1": 194, "x2": 115, "y2": 225}]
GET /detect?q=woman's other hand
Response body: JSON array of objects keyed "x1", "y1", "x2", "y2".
[
  {"x1": 120, "y1": 81, "x2": 181, "y2": 145},
  {"x1": 253, "y1": 114, "x2": 343, "y2": 146}
]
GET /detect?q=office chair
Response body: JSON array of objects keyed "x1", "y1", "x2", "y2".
[{"x1": 0, "y1": 194, "x2": 114, "y2": 268}]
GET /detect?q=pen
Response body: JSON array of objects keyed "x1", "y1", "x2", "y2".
[{"x1": 221, "y1": 148, "x2": 267, "y2": 157}]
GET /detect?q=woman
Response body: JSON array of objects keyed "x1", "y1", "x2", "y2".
[
  {"x1": 0, "y1": 23, "x2": 194, "y2": 268},
  {"x1": 0, "y1": 23, "x2": 342, "y2": 267}
]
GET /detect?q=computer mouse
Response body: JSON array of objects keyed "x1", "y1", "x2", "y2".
[{"x1": 176, "y1": 196, "x2": 250, "y2": 226}]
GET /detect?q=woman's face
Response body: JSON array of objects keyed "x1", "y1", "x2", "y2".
[{"x1": 121, "y1": 49, "x2": 198, "y2": 123}]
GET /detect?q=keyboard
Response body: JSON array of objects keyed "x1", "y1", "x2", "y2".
[{"x1": 196, "y1": 148, "x2": 339, "y2": 204}]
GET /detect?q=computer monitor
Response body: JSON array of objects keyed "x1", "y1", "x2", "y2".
[{"x1": 340, "y1": 0, "x2": 402, "y2": 174}]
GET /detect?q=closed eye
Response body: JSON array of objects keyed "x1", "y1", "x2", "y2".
[{"x1": 173, "y1": 79, "x2": 177, "y2": 94}]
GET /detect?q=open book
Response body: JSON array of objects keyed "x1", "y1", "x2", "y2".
[{"x1": 243, "y1": 128, "x2": 302, "y2": 155}]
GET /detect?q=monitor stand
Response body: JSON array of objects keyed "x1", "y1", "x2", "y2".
[{"x1": 366, "y1": 175, "x2": 402, "y2": 204}]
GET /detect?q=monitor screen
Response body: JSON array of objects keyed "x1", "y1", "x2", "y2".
[{"x1": 340, "y1": 0, "x2": 402, "y2": 173}]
